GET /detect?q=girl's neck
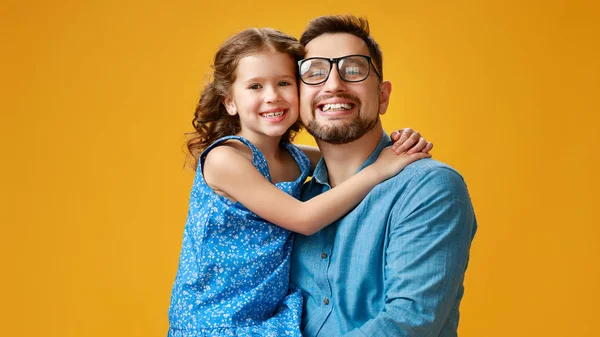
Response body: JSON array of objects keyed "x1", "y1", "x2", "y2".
[
  {"x1": 236, "y1": 131, "x2": 283, "y2": 160},
  {"x1": 235, "y1": 130, "x2": 300, "y2": 184}
]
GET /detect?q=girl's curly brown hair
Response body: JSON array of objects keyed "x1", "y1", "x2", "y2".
[{"x1": 186, "y1": 28, "x2": 305, "y2": 170}]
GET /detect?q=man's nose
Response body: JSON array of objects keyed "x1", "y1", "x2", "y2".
[{"x1": 323, "y1": 66, "x2": 347, "y2": 93}]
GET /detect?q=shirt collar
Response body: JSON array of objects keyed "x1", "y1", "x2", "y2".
[{"x1": 312, "y1": 132, "x2": 392, "y2": 186}]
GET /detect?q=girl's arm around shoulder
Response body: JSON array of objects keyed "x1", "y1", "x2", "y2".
[
  {"x1": 204, "y1": 144, "x2": 328, "y2": 235},
  {"x1": 295, "y1": 128, "x2": 434, "y2": 172},
  {"x1": 204, "y1": 144, "x2": 430, "y2": 236}
]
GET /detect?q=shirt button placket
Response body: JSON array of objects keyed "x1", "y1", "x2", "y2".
[{"x1": 322, "y1": 253, "x2": 331, "y2": 306}]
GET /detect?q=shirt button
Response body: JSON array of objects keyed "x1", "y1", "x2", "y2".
[
  {"x1": 321, "y1": 253, "x2": 328, "y2": 259},
  {"x1": 323, "y1": 298, "x2": 330, "y2": 305}
]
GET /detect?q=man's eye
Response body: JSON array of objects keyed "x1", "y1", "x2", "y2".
[
  {"x1": 345, "y1": 67, "x2": 361, "y2": 75},
  {"x1": 248, "y1": 84, "x2": 262, "y2": 90},
  {"x1": 309, "y1": 69, "x2": 327, "y2": 78}
]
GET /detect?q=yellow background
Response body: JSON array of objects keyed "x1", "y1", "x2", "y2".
[{"x1": 1, "y1": 0, "x2": 598, "y2": 336}]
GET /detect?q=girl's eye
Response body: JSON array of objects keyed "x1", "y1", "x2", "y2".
[
  {"x1": 249, "y1": 84, "x2": 262, "y2": 90},
  {"x1": 278, "y1": 81, "x2": 293, "y2": 87}
]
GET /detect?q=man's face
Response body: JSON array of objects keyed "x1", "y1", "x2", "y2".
[{"x1": 299, "y1": 33, "x2": 390, "y2": 144}]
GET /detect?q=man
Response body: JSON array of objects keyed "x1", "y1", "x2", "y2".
[{"x1": 290, "y1": 15, "x2": 477, "y2": 337}]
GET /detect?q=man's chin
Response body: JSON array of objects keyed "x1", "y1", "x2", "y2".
[{"x1": 306, "y1": 118, "x2": 378, "y2": 144}]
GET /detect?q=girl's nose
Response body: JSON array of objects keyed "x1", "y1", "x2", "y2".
[{"x1": 264, "y1": 86, "x2": 281, "y2": 103}]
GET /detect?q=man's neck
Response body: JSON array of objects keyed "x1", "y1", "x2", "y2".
[{"x1": 316, "y1": 123, "x2": 384, "y2": 187}]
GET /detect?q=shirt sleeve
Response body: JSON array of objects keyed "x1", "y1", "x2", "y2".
[{"x1": 342, "y1": 166, "x2": 477, "y2": 337}]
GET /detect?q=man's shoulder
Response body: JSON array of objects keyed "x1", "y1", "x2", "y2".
[
  {"x1": 393, "y1": 158, "x2": 463, "y2": 182},
  {"x1": 384, "y1": 158, "x2": 469, "y2": 197},
  {"x1": 301, "y1": 158, "x2": 467, "y2": 201},
  {"x1": 384, "y1": 158, "x2": 475, "y2": 229}
]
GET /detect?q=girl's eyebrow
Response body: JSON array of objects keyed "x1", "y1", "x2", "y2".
[
  {"x1": 242, "y1": 77, "x2": 264, "y2": 83},
  {"x1": 242, "y1": 75, "x2": 296, "y2": 83}
]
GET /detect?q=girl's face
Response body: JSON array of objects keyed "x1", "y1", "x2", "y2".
[{"x1": 223, "y1": 50, "x2": 299, "y2": 141}]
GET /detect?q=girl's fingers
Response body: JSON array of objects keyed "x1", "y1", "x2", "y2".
[
  {"x1": 407, "y1": 137, "x2": 427, "y2": 155},
  {"x1": 393, "y1": 130, "x2": 421, "y2": 153},
  {"x1": 423, "y1": 142, "x2": 434, "y2": 153},
  {"x1": 391, "y1": 128, "x2": 412, "y2": 142}
]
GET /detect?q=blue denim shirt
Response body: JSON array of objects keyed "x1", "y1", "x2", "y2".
[{"x1": 290, "y1": 133, "x2": 477, "y2": 337}]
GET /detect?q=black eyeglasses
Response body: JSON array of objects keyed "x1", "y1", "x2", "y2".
[{"x1": 298, "y1": 54, "x2": 381, "y2": 85}]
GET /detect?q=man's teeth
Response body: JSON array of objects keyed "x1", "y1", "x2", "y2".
[
  {"x1": 322, "y1": 103, "x2": 352, "y2": 112},
  {"x1": 261, "y1": 111, "x2": 285, "y2": 118}
]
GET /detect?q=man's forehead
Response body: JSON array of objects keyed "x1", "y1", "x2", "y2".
[{"x1": 304, "y1": 33, "x2": 370, "y2": 58}]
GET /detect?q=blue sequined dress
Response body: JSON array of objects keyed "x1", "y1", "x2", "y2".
[{"x1": 168, "y1": 136, "x2": 310, "y2": 337}]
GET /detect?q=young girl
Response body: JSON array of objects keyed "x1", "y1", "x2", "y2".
[{"x1": 168, "y1": 28, "x2": 432, "y2": 337}]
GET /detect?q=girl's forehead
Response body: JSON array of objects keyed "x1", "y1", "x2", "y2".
[
  {"x1": 238, "y1": 50, "x2": 295, "y2": 65},
  {"x1": 235, "y1": 51, "x2": 296, "y2": 78}
]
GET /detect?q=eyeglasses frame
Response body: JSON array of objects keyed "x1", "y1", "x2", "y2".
[{"x1": 297, "y1": 54, "x2": 382, "y2": 85}]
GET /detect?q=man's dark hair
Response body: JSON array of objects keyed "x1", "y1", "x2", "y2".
[{"x1": 300, "y1": 15, "x2": 383, "y2": 80}]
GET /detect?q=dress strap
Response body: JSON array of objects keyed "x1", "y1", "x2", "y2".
[
  {"x1": 199, "y1": 136, "x2": 272, "y2": 182},
  {"x1": 281, "y1": 142, "x2": 311, "y2": 183}
]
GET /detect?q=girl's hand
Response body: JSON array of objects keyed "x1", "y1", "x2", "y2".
[
  {"x1": 371, "y1": 147, "x2": 432, "y2": 181},
  {"x1": 390, "y1": 128, "x2": 434, "y2": 155}
]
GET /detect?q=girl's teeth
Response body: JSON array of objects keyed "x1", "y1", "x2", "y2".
[
  {"x1": 322, "y1": 103, "x2": 351, "y2": 112},
  {"x1": 262, "y1": 111, "x2": 284, "y2": 118}
]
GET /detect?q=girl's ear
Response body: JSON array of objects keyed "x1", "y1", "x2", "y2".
[{"x1": 222, "y1": 96, "x2": 237, "y2": 116}]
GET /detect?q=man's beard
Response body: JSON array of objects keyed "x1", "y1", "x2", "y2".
[
  {"x1": 305, "y1": 93, "x2": 379, "y2": 144},
  {"x1": 305, "y1": 115, "x2": 379, "y2": 144}
]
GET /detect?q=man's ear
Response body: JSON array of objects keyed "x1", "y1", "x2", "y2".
[
  {"x1": 222, "y1": 96, "x2": 237, "y2": 116},
  {"x1": 378, "y1": 81, "x2": 392, "y2": 115}
]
